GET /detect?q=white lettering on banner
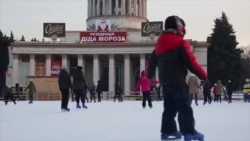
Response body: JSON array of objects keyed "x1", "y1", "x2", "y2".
[
  {"x1": 90, "y1": 32, "x2": 114, "y2": 36},
  {"x1": 98, "y1": 36, "x2": 126, "y2": 42},
  {"x1": 81, "y1": 37, "x2": 97, "y2": 42}
]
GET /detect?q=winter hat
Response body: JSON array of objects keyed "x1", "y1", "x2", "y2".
[{"x1": 164, "y1": 15, "x2": 186, "y2": 36}]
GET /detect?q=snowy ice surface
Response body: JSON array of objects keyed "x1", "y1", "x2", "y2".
[{"x1": 0, "y1": 100, "x2": 250, "y2": 141}]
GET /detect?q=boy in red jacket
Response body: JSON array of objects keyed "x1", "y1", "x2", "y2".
[{"x1": 147, "y1": 16, "x2": 206, "y2": 141}]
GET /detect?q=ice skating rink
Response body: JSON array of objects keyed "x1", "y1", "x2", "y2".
[{"x1": 0, "y1": 100, "x2": 249, "y2": 141}]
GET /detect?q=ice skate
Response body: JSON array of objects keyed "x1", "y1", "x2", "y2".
[
  {"x1": 161, "y1": 131, "x2": 182, "y2": 140},
  {"x1": 82, "y1": 103, "x2": 88, "y2": 109},
  {"x1": 64, "y1": 108, "x2": 70, "y2": 112},
  {"x1": 183, "y1": 132, "x2": 204, "y2": 141},
  {"x1": 76, "y1": 104, "x2": 81, "y2": 109}
]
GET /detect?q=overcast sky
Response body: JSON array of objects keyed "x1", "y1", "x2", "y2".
[{"x1": 0, "y1": 0, "x2": 249, "y2": 47}]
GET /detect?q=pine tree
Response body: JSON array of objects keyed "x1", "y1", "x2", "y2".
[
  {"x1": 207, "y1": 12, "x2": 243, "y2": 90},
  {"x1": 10, "y1": 31, "x2": 15, "y2": 42},
  {"x1": 0, "y1": 30, "x2": 14, "y2": 43},
  {"x1": 20, "y1": 35, "x2": 25, "y2": 41}
]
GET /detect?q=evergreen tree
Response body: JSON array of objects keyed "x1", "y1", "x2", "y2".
[
  {"x1": 10, "y1": 31, "x2": 15, "y2": 42},
  {"x1": 20, "y1": 35, "x2": 25, "y2": 41},
  {"x1": 0, "y1": 30, "x2": 14, "y2": 44},
  {"x1": 207, "y1": 12, "x2": 243, "y2": 90}
]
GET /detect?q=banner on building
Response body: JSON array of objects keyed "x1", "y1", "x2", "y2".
[
  {"x1": 43, "y1": 23, "x2": 66, "y2": 38},
  {"x1": 35, "y1": 60, "x2": 46, "y2": 76},
  {"x1": 95, "y1": 19, "x2": 111, "y2": 32},
  {"x1": 51, "y1": 60, "x2": 62, "y2": 76},
  {"x1": 80, "y1": 31, "x2": 127, "y2": 43},
  {"x1": 141, "y1": 21, "x2": 163, "y2": 36}
]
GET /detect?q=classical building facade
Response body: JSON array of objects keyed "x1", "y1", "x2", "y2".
[{"x1": 8, "y1": 0, "x2": 208, "y2": 98}]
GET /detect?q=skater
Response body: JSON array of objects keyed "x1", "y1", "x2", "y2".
[
  {"x1": 3, "y1": 86, "x2": 16, "y2": 105},
  {"x1": 0, "y1": 38, "x2": 11, "y2": 98},
  {"x1": 215, "y1": 80, "x2": 223, "y2": 103},
  {"x1": 133, "y1": 70, "x2": 152, "y2": 108},
  {"x1": 72, "y1": 66, "x2": 88, "y2": 109},
  {"x1": 89, "y1": 82, "x2": 96, "y2": 102},
  {"x1": 96, "y1": 80, "x2": 103, "y2": 102},
  {"x1": 243, "y1": 78, "x2": 250, "y2": 102},
  {"x1": 114, "y1": 81, "x2": 123, "y2": 102},
  {"x1": 58, "y1": 66, "x2": 72, "y2": 112},
  {"x1": 147, "y1": 15, "x2": 206, "y2": 141},
  {"x1": 188, "y1": 74, "x2": 200, "y2": 106},
  {"x1": 202, "y1": 79, "x2": 212, "y2": 105},
  {"x1": 226, "y1": 80, "x2": 233, "y2": 103},
  {"x1": 25, "y1": 81, "x2": 36, "y2": 104}
]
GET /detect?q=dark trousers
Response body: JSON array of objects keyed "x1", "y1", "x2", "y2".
[
  {"x1": 90, "y1": 93, "x2": 96, "y2": 102},
  {"x1": 4, "y1": 94, "x2": 16, "y2": 105},
  {"x1": 60, "y1": 88, "x2": 69, "y2": 109},
  {"x1": 189, "y1": 93, "x2": 198, "y2": 106},
  {"x1": 161, "y1": 85, "x2": 196, "y2": 134},
  {"x1": 214, "y1": 95, "x2": 222, "y2": 102},
  {"x1": 0, "y1": 73, "x2": 6, "y2": 97},
  {"x1": 228, "y1": 93, "x2": 232, "y2": 103},
  {"x1": 97, "y1": 92, "x2": 102, "y2": 102},
  {"x1": 203, "y1": 94, "x2": 212, "y2": 104},
  {"x1": 114, "y1": 93, "x2": 122, "y2": 102},
  {"x1": 75, "y1": 89, "x2": 85, "y2": 105},
  {"x1": 142, "y1": 91, "x2": 152, "y2": 107},
  {"x1": 29, "y1": 94, "x2": 33, "y2": 103}
]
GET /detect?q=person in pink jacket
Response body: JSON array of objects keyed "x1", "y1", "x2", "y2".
[{"x1": 133, "y1": 70, "x2": 152, "y2": 108}]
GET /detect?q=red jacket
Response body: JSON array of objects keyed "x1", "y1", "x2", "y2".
[{"x1": 133, "y1": 74, "x2": 151, "y2": 93}]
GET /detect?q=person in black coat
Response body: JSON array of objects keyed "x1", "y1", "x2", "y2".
[
  {"x1": 202, "y1": 79, "x2": 212, "y2": 105},
  {"x1": 72, "y1": 66, "x2": 87, "y2": 109},
  {"x1": 0, "y1": 38, "x2": 11, "y2": 97},
  {"x1": 96, "y1": 80, "x2": 103, "y2": 102},
  {"x1": 58, "y1": 66, "x2": 72, "y2": 112},
  {"x1": 226, "y1": 80, "x2": 233, "y2": 103}
]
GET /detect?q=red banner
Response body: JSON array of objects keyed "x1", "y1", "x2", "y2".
[
  {"x1": 51, "y1": 60, "x2": 62, "y2": 76},
  {"x1": 80, "y1": 31, "x2": 127, "y2": 43}
]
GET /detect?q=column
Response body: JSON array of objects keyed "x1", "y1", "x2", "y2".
[
  {"x1": 109, "y1": 0, "x2": 112, "y2": 15},
  {"x1": 140, "y1": 54, "x2": 145, "y2": 74},
  {"x1": 124, "y1": 54, "x2": 131, "y2": 95},
  {"x1": 144, "y1": 0, "x2": 147, "y2": 17},
  {"x1": 62, "y1": 54, "x2": 67, "y2": 70},
  {"x1": 12, "y1": 54, "x2": 19, "y2": 85},
  {"x1": 128, "y1": 0, "x2": 131, "y2": 15},
  {"x1": 29, "y1": 54, "x2": 35, "y2": 76},
  {"x1": 97, "y1": 0, "x2": 100, "y2": 16},
  {"x1": 109, "y1": 54, "x2": 115, "y2": 94},
  {"x1": 93, "y1": 54, "x2": 100, "y2": 85},
  {"x1": 134, "y1": 0, "x2": 137, "y2": 16},
  {"x1": 88, "y1": 0, "x2": 91, "y2": 17},
  {"x1": 102, "y1": 0, "x2": 106, "y2": 15},
  {"x1": 92, "y1": 0, "x2": 96, "y2": 16},
  {"x1": 115, "y1": 0, "x2": 119, "y2": 15},
  {"x1": 46, "y1": 54, "x2": 51, "y2": 76},
  {"x1": 139, "y1": 0, "x2": 142, "y2": 17},
  {"x1": 121, "y1": 0, "x2": 126, "y2": 15}
]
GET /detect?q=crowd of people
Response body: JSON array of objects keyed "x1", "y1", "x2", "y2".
[{"x1": 2, "y1": 15, "x2": 250, "y2": 141}]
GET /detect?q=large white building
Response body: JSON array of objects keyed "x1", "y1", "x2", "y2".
[{"x1": 8, "y1": 0, "x2": 208, "y2": 98}]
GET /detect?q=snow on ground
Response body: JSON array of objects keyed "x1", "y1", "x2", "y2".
[{"x1": 0, "y1": 100, "x2": 250, "y2": 141}]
